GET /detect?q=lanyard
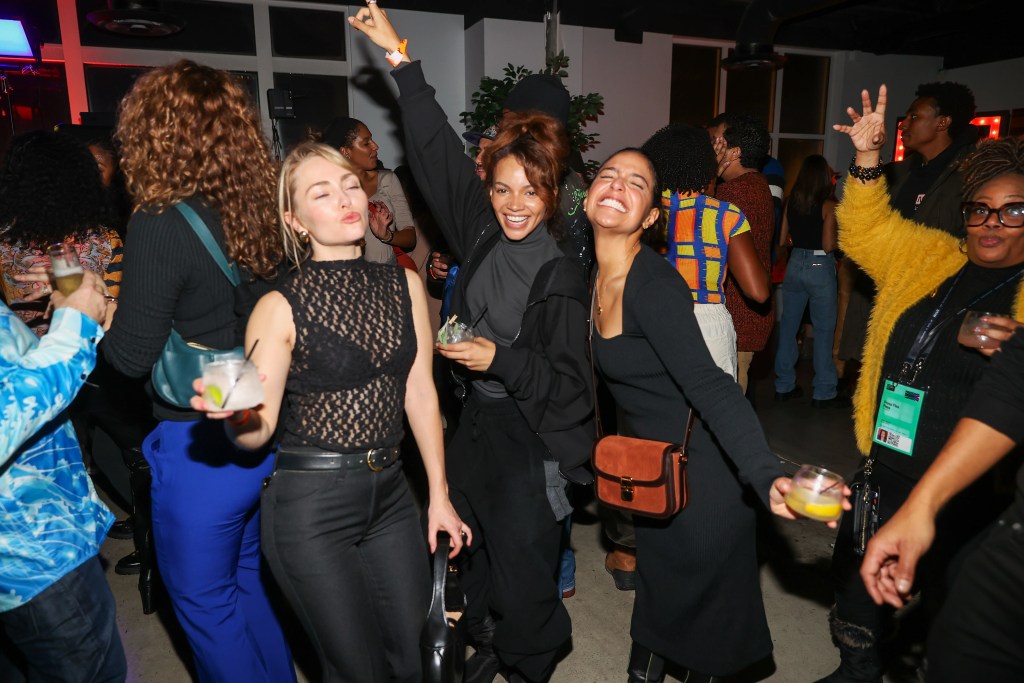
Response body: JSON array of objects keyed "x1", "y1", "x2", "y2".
[{"x1": 900, "y1": 264, "x2": 1024, "y2": 384}]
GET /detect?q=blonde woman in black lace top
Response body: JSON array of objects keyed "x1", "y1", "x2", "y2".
[{"x1": 193, "y1": 141, "x2": 468, "y2": 682}]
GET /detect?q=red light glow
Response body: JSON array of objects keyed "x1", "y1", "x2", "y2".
[{"x1": 893, "y1": 115, "x2": 1003, "y2": 162}]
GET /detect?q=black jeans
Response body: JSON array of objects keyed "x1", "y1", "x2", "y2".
[
  {"x1": 928, "y1": 502, "x2": 1024, "y2": 682},
  {"x1": 261, "y1": 455, "x2": 430, "y2": 683},
  {"x1": 448, "y1": 394, "x2": 570, "y2": 682},
  {"x1": 0, "y1": 557, "x2": 126, "y2": 683}
]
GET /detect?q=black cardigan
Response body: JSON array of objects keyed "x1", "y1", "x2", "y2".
[{"x1": 392, "y1": 61, "x2": 594, "y2": 478}]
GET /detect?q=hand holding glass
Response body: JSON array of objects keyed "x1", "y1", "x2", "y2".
[
  {"x1": 785, "y1": 465, "x2": 845, "y2": 522},
  {"x1": 201, "y1": 360, "x2": 264, "y2": 411},
  {"x1": 47, "y1": 243, "x2": 84, "y2": 296},
  {"x1": 957, "y1": 311, "x2": 1010, "y2": 350}
]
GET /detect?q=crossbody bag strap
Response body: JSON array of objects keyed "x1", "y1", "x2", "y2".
[
  {"x1": 589, "y1": 270, "x2": 698, "y2": 450},
  {"x1": 173, "y1": 203, "x2": 240, "y2": 287}
]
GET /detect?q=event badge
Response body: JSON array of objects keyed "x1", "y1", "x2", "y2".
[{"x1": 871, "y1": 379, "x2": 926, "y2": 456}]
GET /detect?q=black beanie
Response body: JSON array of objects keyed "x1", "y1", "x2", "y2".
[{"x1": 503, "y1": 75, "x2": 570, "y2": 128}]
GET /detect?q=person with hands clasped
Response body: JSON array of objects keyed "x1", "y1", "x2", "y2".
[
  {"x1": 350, "y1": 5, "x2": 594, "y2": 682},
  {"x1": 192, "y1": 141, "x2": 468, "y2": 683},
  {"x1": 818, "y1": 89, "x2": 1024, "y2": 683}
]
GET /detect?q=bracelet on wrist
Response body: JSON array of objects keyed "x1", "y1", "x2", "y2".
[
  {"x1": 380, "y1": 228, "x2": 395, "y2": 244},
  {"x1": 848, "y1": 155, "x2": 885, "y2": 182},
  {"x1": 385, "y1": 38, "x2": 408, "y2": 67},
  {"x1": 226, "y1": 409, "x2": 252, "y2": 427}
]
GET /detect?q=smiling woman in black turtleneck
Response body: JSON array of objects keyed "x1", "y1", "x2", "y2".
[{"x1": 350, "y1": 6, "x2": 594, "y2": 682}]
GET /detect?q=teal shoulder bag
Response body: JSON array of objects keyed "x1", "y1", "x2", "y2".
[{"x1": 151, "y1": 203, "x2": 244, "y2": 408}]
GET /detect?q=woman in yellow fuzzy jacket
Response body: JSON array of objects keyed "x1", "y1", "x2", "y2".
[{"x1": 816, "y1": 86, "x2": 1024, "y2": 683}]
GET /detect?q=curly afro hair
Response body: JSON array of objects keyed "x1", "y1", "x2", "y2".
[
  {"x1": 709, "y1": 112, "x2": 770, "y2": 170},
  {"x1": 0, "y1": 130, "x2": 108, "y2": 247},
  {"x1": 915, "y1": 82, "x2": 976, "y2": 138},
  {"x1": 640, "y1": 123, "x2": 716, "y2": 195},
  {"x1": 960, "y1": 137, "x2": 1024, "y2": 202}
]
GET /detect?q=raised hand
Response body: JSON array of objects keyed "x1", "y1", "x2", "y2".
[
  {"x1": 347, "y1": 1, "x2": 407, "y2": 59},
  {"x1": 833, "y1": 85, "x2": 888, "y2": 153}
]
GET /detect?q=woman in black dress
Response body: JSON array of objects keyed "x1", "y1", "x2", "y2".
[{"x1": 585, "y1": 148, "x2": 839, "y2": 682}]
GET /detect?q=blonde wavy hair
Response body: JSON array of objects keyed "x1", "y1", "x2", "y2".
[
  {"x1": 277, "y1": 141, "x2": 361, "y2": 267},
  {"x1": 115, "y1": 60, "x2": 282, "y2": 278}
]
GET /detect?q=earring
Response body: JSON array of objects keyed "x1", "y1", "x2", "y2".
[
  {"x1": 958, "y1": 238, "x2": 967, "y2": 255},
  {"x1": 298, "y1": 230, "x2": 310, "y2": 246}
]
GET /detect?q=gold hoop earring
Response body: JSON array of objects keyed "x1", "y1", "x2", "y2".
[{"x1": 958, "y1": 238, "x2": 967, "y2": 255}]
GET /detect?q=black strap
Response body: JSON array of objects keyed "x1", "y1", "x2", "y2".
[
  {"x1": 588, "y1": 275, "x2": 696, "y2": 447},
  {"x1": 900, "y1": 264, "x2": 1024, "y2": 383}
]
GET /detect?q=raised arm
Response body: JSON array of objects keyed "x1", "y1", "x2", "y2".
[
  {"x1": 349, "y1": 3, "x2": 492, "y2": 262},
  {"x1": 1, "y1": 273, "x2": 107, "y2": 463}
]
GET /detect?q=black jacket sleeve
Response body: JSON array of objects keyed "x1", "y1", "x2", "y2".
[
  {"x1": 961, "y1": 329, "x2": 1024, "y2": 444},
  {"x1": 391, "y1": 61, "x2": 493, "y2": 263},
  {"x1": 487, "y1": 281, "x2": 592, "y2": 433},
  {"x1": 630, "y1": 254, "x2": 783, "y2": 507}
]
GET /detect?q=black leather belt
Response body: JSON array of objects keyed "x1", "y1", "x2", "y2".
[{"x1": 275, "y1": 446, "x2": 401, "y2": 472}]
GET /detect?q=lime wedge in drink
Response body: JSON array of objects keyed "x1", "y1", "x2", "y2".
[{"x1": 204, "y1": 384, "x2": 224, "y2": 408}]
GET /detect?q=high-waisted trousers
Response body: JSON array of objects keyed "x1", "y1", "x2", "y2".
[
  {"x1": 448, "y1": 394, "x2": 570, "y2": 682},
  {"x1": 261, "y1": 452, "x2": 430, "y2": 682},
  {"x1": 143, "y1": 419, "x2": 295, "y2": 683}
]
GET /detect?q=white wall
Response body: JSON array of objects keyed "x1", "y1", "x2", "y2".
[
  {"x1": 941, "y1": 56, "x2": 1024, "y2": 112},
  {"x1": 345, "y1": 6, "x2": 465, "y2": 169},
  {"x1": 828, "y1": 51, "x2": 942, "y2": 169}
]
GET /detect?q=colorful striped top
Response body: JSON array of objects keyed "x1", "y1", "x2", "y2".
[{"x1": 661, "y1": 191, "x2": 751, "y2": 304}]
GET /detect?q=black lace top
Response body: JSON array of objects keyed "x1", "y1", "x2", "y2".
[{"x1": 278, "y1": 259, "x2": 415, "y2": 452}]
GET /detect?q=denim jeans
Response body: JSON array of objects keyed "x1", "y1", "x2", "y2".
[
  {"x1": 0, "y1": 556, "x2": 126, "y2": 683},
  {"x1": 774, "y1": 248, "x2": 838, "y2": 400}
]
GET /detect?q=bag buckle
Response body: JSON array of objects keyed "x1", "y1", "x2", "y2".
[
  {"x1": 367, "y1": 449, "x2": 386, "y2": 472},
  {"x1": 619, "y1": 477, "x2": 634, "y2": 502}
]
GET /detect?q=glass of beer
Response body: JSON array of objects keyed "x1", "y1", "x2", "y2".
[
  {"x1": 785, "y1": 465, "x2": 845, "y2": 522},
  {"x1": 957, "y1": 310, "x2": 1009, "y2": 350},
  {"x1": 46, "y1": 243, "x2": 85, "y2": 296},
  {"x1": 202, "y1": 360, "x2": 264, "y2": 411}
]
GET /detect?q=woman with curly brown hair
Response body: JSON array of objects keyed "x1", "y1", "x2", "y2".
[{"x1": 100, "y1": 60, "x2": 295, "y2": 683}]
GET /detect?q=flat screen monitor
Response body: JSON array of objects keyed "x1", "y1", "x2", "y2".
[{"x1": 0, "y1": 19, "x2": 33, "y2": 59}]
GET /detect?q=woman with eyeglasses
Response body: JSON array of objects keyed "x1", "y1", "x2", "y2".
[{"x1": 816, "y1": 86, "x2": 1024, "y2": 683}]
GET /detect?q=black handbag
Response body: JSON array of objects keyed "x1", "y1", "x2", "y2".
[
  {"x1": 421, "y1": 533, "x2": 466, "y2": 683},
  {"x1": 150, "y1": 203, "x2": 243, "y2": 407}
]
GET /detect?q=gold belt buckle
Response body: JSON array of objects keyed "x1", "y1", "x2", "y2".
[{"x1": 367, "y1": 448, "x2": 386, "y2": 472}]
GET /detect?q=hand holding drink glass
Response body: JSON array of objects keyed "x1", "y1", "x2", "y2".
[
  {"x1": 957, "y1": 310, "x2": 1013, "y2": 350},
  {"x1": 47, "y1": 243, "x2": 85, "y2": 296},
  {"x1": 201, "y1": 359, "x2": 264, "y2": 411},
  {"x1": 785, "y1": 465, "x2": 845, "y2": 522}
]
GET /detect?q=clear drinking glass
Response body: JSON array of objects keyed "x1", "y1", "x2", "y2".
[
  {"x1": 785, "y1": 465, "x2": 845, "y2": 522},
  {"x1": 437, "y1": 320, "x2": 475, "y2": 345},
  {"x1": 957, "y1": 310, "x2": 1009, "y2": 350},
  {"x1": 46, "y1": 243, "x2": 84, "y2": 296},
  {"x1": 201, "y1": 360, "x2": 264, "y2": 411}
]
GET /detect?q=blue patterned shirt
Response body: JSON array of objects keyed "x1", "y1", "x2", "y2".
[{"x1": 0, "y1": 304, "x2": 113, "y2": 612}]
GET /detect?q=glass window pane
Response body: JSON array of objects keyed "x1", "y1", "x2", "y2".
[
  {"x1": 77, "y1": 0, "x2": 257, "y2": 55},
  {"x1": 777, "y1": 138, "x2": 824, "y2": 198},
  {"x1": 0, "y1": 64, "x2": 69, "y2": 152},
  {"x1": 779, "y1": 53, "x2": 830, "y2": 135},
  {"x1": 272, "y1": 73, "x2": 348, "y2": 153},
  {"x1": 669, "y1": 44, "x2": 720, "y2": 126},
  {"x1": 269, "y1": 6, "x2": 346, "y2": 60},
  {"x1": 723, "y1": 61, "x2": 774, "y2": 130},
  {"x1": 84, "y1": 65, "x2": 259, "y2": 123}
]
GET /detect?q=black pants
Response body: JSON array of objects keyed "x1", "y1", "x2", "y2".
[
  {"x1": 927, "y1": 501, "x2": 1024, "y2": 682},
  {"x1": 830, "y1": 464, "x2": 1009, "y2": 675},
  {"x1": 449, "y1": 394, "x2": 569, "y2": 682},
  {"x1": 261, "y1": 456, "x2": 430, "y2": 683}
]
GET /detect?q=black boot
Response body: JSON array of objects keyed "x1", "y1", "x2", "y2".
[
  {"x1": 114, "y1": 550, "x2": 141, "y2": 575},
  {"x1": 465, "y1": 614, "x2": 504, "y2": 683},
  {"x1": 814, "y1": 609, "x2": 883, "y2": 683},
  {"x1": 627, "y1": 642, "x2": 665, "y2": 683}
]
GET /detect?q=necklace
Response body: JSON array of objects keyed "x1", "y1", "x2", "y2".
[{"x1": 596, "y1": 242, "x2": 640, "y2": 316}]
